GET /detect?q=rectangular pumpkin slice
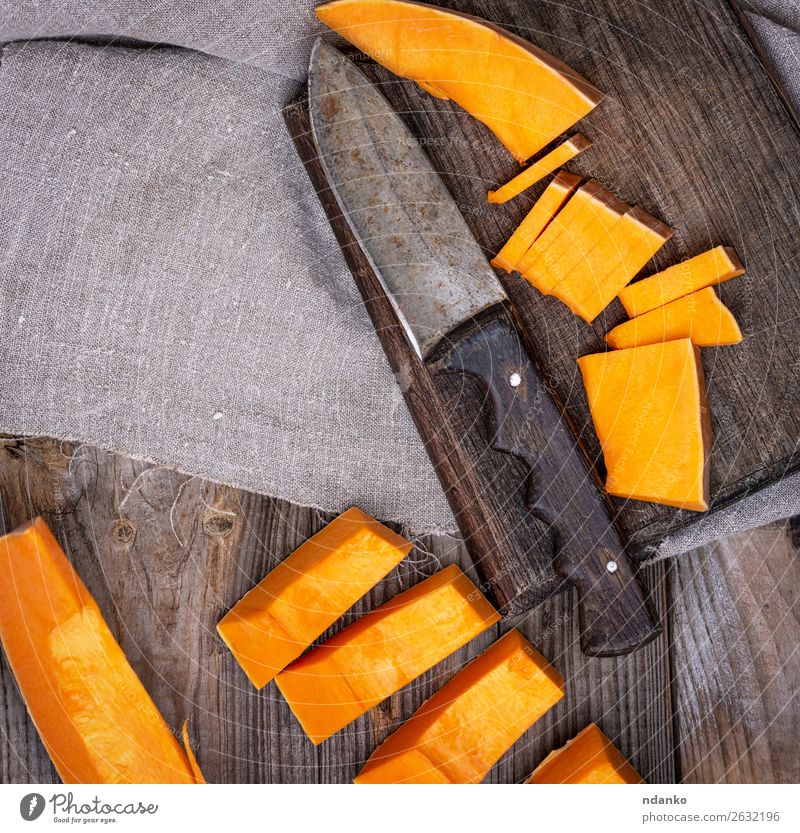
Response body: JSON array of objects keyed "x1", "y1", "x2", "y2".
[
  {"x1": 526, "y1": 724, "x2": 644, "y2": 784},
  {"x1": 520, "y1": 182, "x2": 629, "y2": 294},
  {"x1": 550, "y1": 207, "x2": 674, "y2": 323},
  {"x1": 355, "y1": 629, "x2": 564, "y2": 784},
  {"x1": 487, "y1": 134, "x2": 590, "y2": 204},
  {"x1": 0, "y1": 518, "x2": 203, "y2": 784},
  {"x1": 606, "y1": 286, "x2": 742, "y2": 349},
  {"x1": 618, "y1": 245, "x2": 745, "y2": 317},
  {"x1": 577, "y1": 339, "x2": 711, "y2": 511},
  {"x1": 515, "y1": 179, "x2": 604, "y2": 280},
  {"x1": 275, "y1": 563, "x2": 500, "y2": 744},
  {"x1": 316, "y1": 0, "x2": 604, "y2": 163},
  {"x1": 491, "y1": 170, "x2": 582, "y2": 273},
  {"x1": 218, "y1": 506, "x2": 412, "y2": 689}
]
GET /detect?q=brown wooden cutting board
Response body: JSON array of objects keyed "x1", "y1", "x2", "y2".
[{"x1": 286, "y1": 0, "x2": 800, "y2": 609}]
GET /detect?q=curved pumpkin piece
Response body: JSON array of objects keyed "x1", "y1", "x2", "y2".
[
  {"x1": 315, "y1": 0, "x2": 604, "y2": 163},
  {"x1": 606, "y1": 287, "x2": 742, "y2": 349},
  {"x1": 0, "y1": 518, "x2": 202, "y2": 784},
  {"x1": 181, "y1": 722, "x2": 206, "y2": 784},
  {"x1": 577, "y1": 339, "x2": 711, "y2": 511},
  {"x1": 527, "y1": 724, "x2": 644, "y2": 784},
  {"x1": 355, "y1": 629, "x2": 563, "y2": 783}
]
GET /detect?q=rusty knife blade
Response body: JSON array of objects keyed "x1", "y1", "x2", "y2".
[{"x1": 308, "y1": 39, "x2": 506, "y2": 360}]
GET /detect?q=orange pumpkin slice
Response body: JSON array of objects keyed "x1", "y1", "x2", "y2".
[
  {"x1": 527, "y1": 724, "x2": 644, "y2": 784},
  {"x1": 606, "y1": 287, "x2": 742, "y2": 349},
  {"x1": 618, "y1": 245, "x2": 745, "y2": 317},
  {"x1": 491, "y1": 170, "x2": 582, "y2": 273},
  {"x1": 549, "y1": 207, "x2": 674, "y2": 323},
  {"x1": 521, "y1": 182, "x2": 629, "y2": 294},
  {"x1": 218, "y1": 507, "x2": 411, "y2": 689},
  {"x1": 315, "y1": 0, "x2": 604, "y2": 163},
  {"x1": 355, "y1": 629, "x2": 564, "y2": 783},
  {"x1": 0, "y1": 518, "x2": 204, "y2": 784},
  {"x1": 275, "y1": 564, "x2": 500, "y2": 744},
  {"x1": 577, "y1": 339, "x2": 711, "y2": 511},
  {"x1": 488, "y1": 134, "x2": 590, "y2": 204}
]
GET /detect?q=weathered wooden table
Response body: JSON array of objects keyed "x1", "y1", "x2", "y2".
[{"x1": 0, "y1": 438, "x2": 797, "y2": 783}]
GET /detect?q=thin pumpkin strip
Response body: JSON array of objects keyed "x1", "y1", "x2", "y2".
[
  {"x1": 618, "y1": 245, "x2": 744, "y2": 317},
  {"x1": 487, "y1": 134, "x2": 590, "y2": 204},
  {"x1": 490, "y1": 170, "x2": 581, "y2": 273}
]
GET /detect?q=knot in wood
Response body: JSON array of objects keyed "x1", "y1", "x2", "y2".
[
  {"x1": 111, "y1": 518, "x2": 136, "y2": 546},
  {"x1": 203, "y1": 509, "x2": 236, "y2": 538}
]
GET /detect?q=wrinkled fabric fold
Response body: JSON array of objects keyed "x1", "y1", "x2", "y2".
[{"x1": 0, "y1": 38, "x2": 455, "y2": 533}]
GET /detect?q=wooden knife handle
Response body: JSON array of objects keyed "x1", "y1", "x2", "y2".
[{"x1": 431, "y1": 303, "x2": 660, "y2": 656}]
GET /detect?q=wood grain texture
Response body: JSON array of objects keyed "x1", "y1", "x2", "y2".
[
  {"x1": 0, "y1": 437, "x2": 676, "y2": 783},
  {"x1": 670, "y1": 521, "x2": 799, "y2": 783},
  {"x1": 309, "y1": 0, "x2": 800, "y2": 557}
]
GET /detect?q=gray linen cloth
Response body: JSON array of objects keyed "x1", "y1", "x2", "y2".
[{"x1": 0, "y1": 2, "x2": 797, "y2": 543}]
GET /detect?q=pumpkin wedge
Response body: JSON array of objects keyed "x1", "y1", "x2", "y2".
[
  {"x1": 355, "y1": 629, "x2": 564, "y2": 784},
  {"x1": 275, "y1": 564, "x2": 499, "y2": 744},
  {"x1": 218, "y1": 507, "x2": 411, "y2": 689},
  {"x1": 315, "y1": 0, "x2": 604, "y2": 163},
  {"x1": 549, "y1": 207, "x2": 674, "y2": 323},
  {"x1": 527, "y1": 724, "x2": 644, "y2": 784},
  {"x1": 606, "y1": 287, "x2": 742, "y2": 349},
  {"x1": 491, "y1": 170, "x2": 581, "y2": 273},
  {"x1": 520, "y1": 182, "x2": 628, "y2": 294},
  {"x1": 618, "y1": 245, "x2": 745, "y2": 317},
  {"x1": 488, "y1": 134, "x2": 590, "y2": 204},
  {"x1": 0, "y1": 518, "x2": 204, "y2": 784},
  {"x1": 577, "y1": 339, "x2": 711, "y2": 511}
]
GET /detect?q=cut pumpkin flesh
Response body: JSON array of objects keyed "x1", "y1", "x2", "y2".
[
  {"x1": 618, "y1": 245, "x2": 745, "y2": 317},
  {"x1": 549, "y1": 207, "x2": 674, "y2": 323},
  {"x1": 315, "y1": 0, "x2": 604, "y2": 163},
  {"x1": 606, "y1": 287, "x2": 742, "y2": 349},
  {"x1": 355, "y1": 629, "x2": 564, "y2": 784},
  {"x1": 491, "y1": 170, "x2": 581, "y2": 273},
  {"x1": 487, "y1": 134, "x2": 590, "y2": 204},
  {"x1": 577, "y1": 339, "x2": 711, "y2": 511},
  {"x1": 520, "y1": 181, "x2": 628, "y2": 293},
  {"x1": 527, "y1": 724, "x2": 643, "y2": 784},
  {"x1": 217, "y1": 506, "x2": 411, "y2": 689},
  {"x1": 275, "y1": 563, "x2": 499, "y2": 744},
  {"x1": 0, "y1": 517, "x2": 204, "y2": 784}
]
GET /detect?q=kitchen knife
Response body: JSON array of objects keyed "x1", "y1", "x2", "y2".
[{"x1": 307, "y1": 40, "x2": 659, "y2": 656}]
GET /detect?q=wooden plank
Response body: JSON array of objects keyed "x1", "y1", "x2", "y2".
[
  {"x1": 670, "y1": 521, "x2": 799, "y2": 783},
  {"x1": 312, "y1": 0, "x2": 800, "y2": 558},
  {"x1": 0, "y1": 437, "x2": 675, "y2": 783}
]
